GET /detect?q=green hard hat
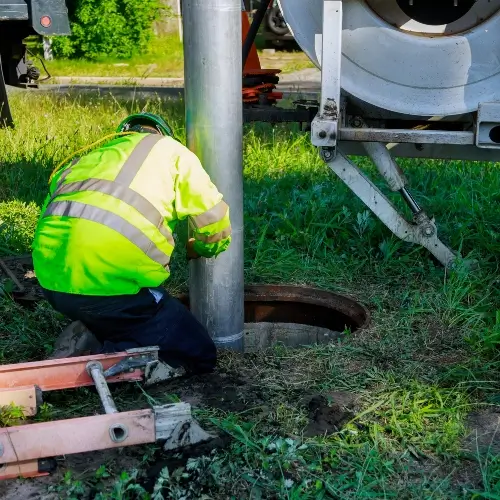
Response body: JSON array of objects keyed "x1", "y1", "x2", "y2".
[{"x1": 117, "y1": 112, "x2": 174, "y2": 138}]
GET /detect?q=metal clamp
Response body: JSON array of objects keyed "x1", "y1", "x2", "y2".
[
  {"x1": 102, "y1": 347, "x2": 185, "y2": 385},
  {"x1": 312, "y1": 104, "x2": 339, "y2": 147},
  {"x1": 103, "y1": 355, "x2": 155, "y2": 378},
  {"x1": 103, "y1": 346, "x2": 159, "y2": 378}
]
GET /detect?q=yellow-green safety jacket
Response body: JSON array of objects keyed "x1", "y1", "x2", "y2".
[{"x1": 32, "y1": 133, "x2": 232, "y2": 296}]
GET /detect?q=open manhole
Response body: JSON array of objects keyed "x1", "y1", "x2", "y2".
[
  {"x1": 1, "y1": 256, "x2": 370, "y2": 348},
  {"x1": 178, "y1": 285, "x2": 370, "y2": 351}
]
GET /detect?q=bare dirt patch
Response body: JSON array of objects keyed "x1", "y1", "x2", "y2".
[
  {"x1": 302, "y1": 392, "x2": 357, "y2": 437},
  {"x1": 155, "y1": 367, "x2": 359, "y2": 438},
  {"x1": 0, "y1": 254, "x2": 43, "y2": 301},
  {"x1": 463, "y1": 408, "x2": 500, "y2": 455},
  {"x1": 0, "y1": 476, "x2": 58, "y2": 500},
  {"x1": 160, "y1": 370, "x2": 267, "y2": 414}
]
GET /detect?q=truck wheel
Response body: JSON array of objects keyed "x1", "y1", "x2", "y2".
[{"x1": 266, "y1": 6, "x2": 289, "y2": 36}]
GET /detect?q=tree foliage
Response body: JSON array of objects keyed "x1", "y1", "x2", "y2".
[{"x1": 52, "y1": 0, "x2": 163, "y2": 59}]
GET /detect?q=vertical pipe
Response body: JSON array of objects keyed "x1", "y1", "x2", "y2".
[{"x1": 183, "y1": 0, "x2": 245, "y2": 352}]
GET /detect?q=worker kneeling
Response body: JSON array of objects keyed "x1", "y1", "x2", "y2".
[{"x1": 32, "y1": 113, "x2": 232, "y2": 374}]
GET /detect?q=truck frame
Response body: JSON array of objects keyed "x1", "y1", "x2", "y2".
[{"x1": 0, "y1": 0, "x2": 70, "y2": 125}]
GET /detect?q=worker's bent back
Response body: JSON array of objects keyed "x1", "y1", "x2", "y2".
[{"x1": 32, "y1": 134, "x2": 231, "y2": 296}]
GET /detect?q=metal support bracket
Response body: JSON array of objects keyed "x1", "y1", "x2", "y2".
[
  {"x1": 103, "y1": 348, "x2": 158, "y2": 378},
  {"x1": 103, "y1": 347, "x2": 186, "y2": 385},
  {"x1": 144, "y1": 360, "x2": 186, "y2": 386},
  {"x1": 311, "y1": 0, "x2": 343, "y2": 155},
  {"x1": 155, "y1": 403, "x2": 214, "y2": 451},
  {"x1": 321, "y1": 149, "x2": 457, "y2": 267},
  {"x1": 363, "y1": 141, "x2": 407, "y2": 192},
  {"x1": 363, "y1": 141, "x2": 423, "y2": 215}
]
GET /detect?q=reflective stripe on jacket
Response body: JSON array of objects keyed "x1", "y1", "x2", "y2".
[{"x1": 32, "y1": 133, "x2": 231, "y2": 296}]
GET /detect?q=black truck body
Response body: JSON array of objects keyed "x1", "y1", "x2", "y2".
[{"x1": 0, "y1": 0, "x2": 70, "y2": 125}]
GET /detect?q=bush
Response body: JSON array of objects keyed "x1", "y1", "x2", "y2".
[{"x1": 52, "y1": 0, "x2": 163, "y2": 59}]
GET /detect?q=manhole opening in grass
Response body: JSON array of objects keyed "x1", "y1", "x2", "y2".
[
  {"x1": 0, "y1": 257, "x2": 370, "y2": 350},
  {"x1": 178, "y1": 285, "x2": 370, "y2": 352}
]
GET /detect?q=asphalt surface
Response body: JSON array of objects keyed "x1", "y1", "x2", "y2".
[{"x1": 18, "y1": 69, "x2": 321, "y2": 101}]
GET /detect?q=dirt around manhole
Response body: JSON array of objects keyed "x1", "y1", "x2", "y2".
[
  {"x1": 303, "y1": 393, "x2": 357, "y2": 437},
  {"x1": 160, "y1": 370, "x2": 267, "y2": 413},
  {"x1": 244, "y1": 321, "x2": 342, "y2": 350},
  {"x1": 154, "y1": 367, "x2": 359, "y2": 438}
]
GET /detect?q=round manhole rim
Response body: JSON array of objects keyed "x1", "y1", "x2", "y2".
[{"x1": 178, "y1": 283, "x2": 371, "y2": 334}]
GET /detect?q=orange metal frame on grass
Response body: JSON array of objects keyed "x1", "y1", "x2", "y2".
[
  {"x1": 0, "y1": 350, "x2": 158, "y2": 481},
  {"x1": 0, "y1": 351, "x2": 145, "y2": 392}
]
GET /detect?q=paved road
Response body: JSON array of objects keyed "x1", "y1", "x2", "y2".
[{"x1": 28, "y1": 68, "x2": 321, "y2": 100}]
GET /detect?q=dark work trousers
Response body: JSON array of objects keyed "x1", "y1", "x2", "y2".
[{"x1": 42, "y1": 287, "x2": 217, "y2": 374}]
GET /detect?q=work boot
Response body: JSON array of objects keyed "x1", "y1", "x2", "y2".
[{"x1": 49, "y1": 321, "x2": 102, "y2": 359}]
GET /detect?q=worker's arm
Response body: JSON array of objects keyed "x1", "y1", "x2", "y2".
[{"x1": 175, "y1": 151, "x2": 232, "y2": 259}]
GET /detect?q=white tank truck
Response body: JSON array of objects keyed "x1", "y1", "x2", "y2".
[{"x1": 275, "y1": 0, "x2": 500, "y2": 267}]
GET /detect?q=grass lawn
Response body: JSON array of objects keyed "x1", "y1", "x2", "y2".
[
  {"x1": 0, "y1": 92, "x2": 500, "y2": 498},
  {"x1": 33, "y1": 34, "x2": 314, "y2": 82}
]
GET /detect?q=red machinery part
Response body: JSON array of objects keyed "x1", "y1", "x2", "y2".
[{"x1": 241, "y1": 9, "x2": 283, "y2": 105}]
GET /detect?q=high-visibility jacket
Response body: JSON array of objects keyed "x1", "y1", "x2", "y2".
[{"x1": 32, "y1": 133, "x2": 232, "y2": 296}]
